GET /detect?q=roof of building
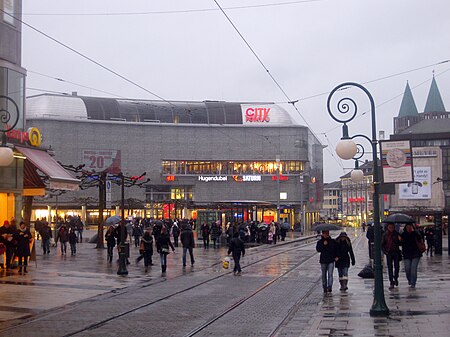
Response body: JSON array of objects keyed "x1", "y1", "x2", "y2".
[
  {"x1": 323, "y1": 180, "x2": 341, "y2": 189},
  {"x1": 26, "y1": 93, "x2": 298, "y2": 127},
  {"x1": 398, "y1": 118, "x2": 450, "y2": 135},
  {"x1": 398, "y1": 82, "x2": 419, "y2": 117},
  {"x1": 340, "y1": 160, "x2": 373, "y2": 179},
  {"x1": 424, "y1": 76, "x2": 446, "y2": 113}
]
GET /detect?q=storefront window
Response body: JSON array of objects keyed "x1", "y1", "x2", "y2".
[
  {"x1": 161, "y1": 160, "x2": 305, "y2": 175},
  {"x1": 2, "y1": 0, "x2": 15, "y2": 25}
]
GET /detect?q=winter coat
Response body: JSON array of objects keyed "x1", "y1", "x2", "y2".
[
  {"x1": 140, "y1": 233, "x2": 153, "y2": 253},
  {"x1": 316, "y1": 237, "x2": 339, "y2": 264},
  {"x1": 68, "y1": 231, "x2": 78, "y2": 244},
  {"x1": 57, "y1": 227, "x2": 69, "y2": 243},
  {"x1": 401, "y1": 230, "x2": 423, "y2": 259},
  {"x1": 381, "y1": 230, "x2": 401, "y2": 255},
  {"x1": 39, "y1": 225, "x2": 52, "y2": 241},
  {"x1": 171, "y1": 224, "x2": 180, "y2": 237},
  {"x1": 105, "y1": 230, "x2": 116, "y2": 248},
  {"x1": 228, "y1": 237, "x2": 245, "y2": 257},
  {"x1": 210, "y1": 224, "x2": 219, "y2": 240},
  {"x1": 335, "y1": 237, "x2": 355, "y2": 269},
  {"x1": 180, "y1": 229, "x2": 195, "y2": 248},
  {"x1": 15, "y1": 228, "x2": 32, "y2": 257},
  {"x1": 132, "y1": 226, "x2": 143, "y2": 237},
  {"x1": 156, "y1": 233, "x2": 175, "y2": 254}
]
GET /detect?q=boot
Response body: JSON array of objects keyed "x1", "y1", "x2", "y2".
[
  {"x1": 18, "y1": 267, "x2": 22, "y2": 274},
  {"x1": 23, "y1": 267, "x2": 27, "y2": 274},
  {"x1": 162, "y1": 265, "x2": 167, "y2": 274},
  {"x1": 339, "y1": 280, "x2": 345, "y2": 291},
  {"x1": 343, "y1": 279, "x2": 348, "y2": 291}
]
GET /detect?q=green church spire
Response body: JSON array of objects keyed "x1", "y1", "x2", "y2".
[
  {"x1": 398, "y1": 82, "x2": 418, "y2": 117},
  {"x1": 424, "y1": 75, "x2": 446, "y2": 113}
]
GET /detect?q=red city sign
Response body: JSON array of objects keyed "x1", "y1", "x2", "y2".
[
  {"x1": 245, "y1": 107, "x2": 270, "y2": 123},
  {"x1": 165, "y1": 175, "x2": 175, "y2": 182},
  {"x1": 271, "y1": 175, "x2": 289, "y2": 181}
]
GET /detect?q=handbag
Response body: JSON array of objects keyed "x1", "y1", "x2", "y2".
[
  {"x1": 161, "y1": 247, "x2": 170, "y2": 254},
  {"x1": 139, "y1": 241, "x2": 145, "y2": 254},
  {"x1": 416, "y1": 239, "x2": 426, "y2": 253}
]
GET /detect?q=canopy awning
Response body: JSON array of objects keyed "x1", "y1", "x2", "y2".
[{"x1": 16, "y1": 146, "x2": 80, "y2": 191}]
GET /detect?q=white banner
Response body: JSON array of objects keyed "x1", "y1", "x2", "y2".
[{"x1": 399, "y1": 167, "x2": 431, "y2": 199}]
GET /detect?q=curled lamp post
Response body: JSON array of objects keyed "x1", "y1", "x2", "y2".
[
  {"x1": 0, "y1": 95, "x2": 19, "y2": 166},
  {"x1": 327, "y1": 82, "x2": 389, "y2": 317}
]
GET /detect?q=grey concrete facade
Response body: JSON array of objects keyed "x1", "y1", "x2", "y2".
[{"x1": 27, "y1": 113, "x2": 324, "y2": 223}]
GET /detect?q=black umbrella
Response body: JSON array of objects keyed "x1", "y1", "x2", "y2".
[
  {"x1": 382, "y1": 213, "x2": 414, "y2": 224},
  {"x1": 312, "y1": 223, "x2": 341, "y2": 232}
]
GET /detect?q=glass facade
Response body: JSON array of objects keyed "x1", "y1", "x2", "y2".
[
  {"x1": 162, "y1": 160, "x2": 305, "y2": 175},
  {"x1": 0, "y1": 66, "x2": 25, "y2": 130}
]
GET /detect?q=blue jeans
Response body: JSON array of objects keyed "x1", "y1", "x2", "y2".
[
  {"x1": 337, "y1": 266, "x2": 349, "y2": 278},
  {"x1": 320, "y1": 262, "x2": 334, "y2": 289},
  {"x1": 42, "y1": 239, "x2": 50, "y2": 253},
  {"x1": 182, "y1": 247, "x2": 195, "y2": 266},
  {"x1": 159, "y1": 253, "x2": 167, "y2": 266},
  {"x1": 404, "y1": 257, "x2": 420, "y2": 286}
]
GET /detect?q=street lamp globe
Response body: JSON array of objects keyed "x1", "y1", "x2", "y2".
[
  {"x1": 336, "y1": 139, "x2": 357, "y2": 160},
  {"x1": 351, "y1": 169, "x2": 364, "y2": 182},
  {"x1": 0, "y1": 147, "x2": 14, "y2": 166}
]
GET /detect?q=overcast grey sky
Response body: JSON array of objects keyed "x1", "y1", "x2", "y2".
[{"x1": 21, "y1": 0, "x2": 450, "y2": 182}]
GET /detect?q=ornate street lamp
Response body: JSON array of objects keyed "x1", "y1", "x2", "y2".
[
  {"x1": 0, "y1": 95, "x2": 19, "y2": 166},
  {"x1": 327, "y1": 82, "x2": 389, "y2": 316}
]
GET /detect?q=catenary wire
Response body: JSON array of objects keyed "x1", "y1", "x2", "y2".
[{"x1": 21, "y1": 0, "x2": 325, "y2": 16}]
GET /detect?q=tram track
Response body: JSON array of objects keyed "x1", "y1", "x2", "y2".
[{"x1": 59, "y1": 236, "x2": 320, "y2": 337}]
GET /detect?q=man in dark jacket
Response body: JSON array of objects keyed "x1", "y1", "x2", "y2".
[
  {"x1": 316, "y1": 230, "x2": 339, "y2": 293},
  {"x1": 180, "y1": 223, "x2": 195, "y2": 267},
  {"x1": 228, "y1": 232, "x2": 245, "y2": 275},
  {"x1": 39, "y1": 222, "x2": 52, "y2": 255}
]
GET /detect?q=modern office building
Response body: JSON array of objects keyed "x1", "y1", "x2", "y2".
[{"x1": 26, "y1": 94, "x2": 324, "y2": 227}]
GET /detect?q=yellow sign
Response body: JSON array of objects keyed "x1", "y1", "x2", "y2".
[{"x1": 28, "y1": 127, "x2": 42, "y2": 147}]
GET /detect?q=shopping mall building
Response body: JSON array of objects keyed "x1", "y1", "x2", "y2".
[{"x1": 26, "y1": 94, "x2": 324, "y2": 228}]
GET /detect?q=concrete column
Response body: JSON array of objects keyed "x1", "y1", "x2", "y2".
[{"x1": 81, "y1": 205, "x2": 86, "y2": 224}]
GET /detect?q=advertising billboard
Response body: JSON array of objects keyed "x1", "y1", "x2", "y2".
[{"x1": 399, "y1": 167, "x2": 431, "y2": 199}]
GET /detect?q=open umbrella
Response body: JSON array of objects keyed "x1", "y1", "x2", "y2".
[
  {"x1": 417, "y1": 222, "x2": 435, "y2": 227},
  {"x1": 382, "y1": 213, "x2": 414, "y2": 224},
  {"x1": 312, "y1": 223, "x2": 341, "y2": 232},
  {"x1": 105, "y1": 215, "x2": 122, "y2": 225}
]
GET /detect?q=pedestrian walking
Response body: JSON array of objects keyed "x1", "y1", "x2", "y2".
[
  {"x1": 105, "y1": 226, "x2": 116, "y2": 263},
  {"x1": 366, "y1": 223, "x2": 374, "y2": 259},
  {"x1": 180, "y1": 222, "x2": 195, "y2": 267},
  {"x1": 171, "y1": 221, "x2": 180, "y2": 247},
  {"x1": 56, "y1": 225, "x2": 69, "y2": 255},
  {"x1": 68, "y1": 228, "x2": 78, "y2": 255},
  {"x1": 381, "y1": 223, "x2": 402, "y2": 289},
  {"x1": 227, "y1": 232, "x2": 245, "y2": 275},
  {"x1": 15, "y1": 221, "x2": 32, "y2": 274},
  {"x1": 156, "y1": 225, "x2": 175, "y2": 275},
  {"x1": 400, "y1": 223, "x2": 424, "y2": 288},
  {"x1": 132, "y1": 223, "x2": 143, "y2": 248},
  {"x1": 210, "y1": 222, "x2": 219, "y2": 248},
  {"x1": 335, "y1": 232, "x2": 355, "y2": 291},
  {"x1": 38, "y1": 221, "x2": 52, "y2": 255},
  {"x1": 316, "y1": 230, "x2": 339, "y2": 293},
  {"x1": 0, "y1": 220, "x2": 17, "y2": 269},
  {"x1": 136, "y1": 229, "x2": 154, "y2": 272},
  {"x1": 75, "y1": 217, "x2": 84, "y2": 243},
  {"x1": 201, "y1": 223, "x2": 210, "y2": 249},
  {"x1": 424, "y1": 226, "x2": 435, "y2": 256}
]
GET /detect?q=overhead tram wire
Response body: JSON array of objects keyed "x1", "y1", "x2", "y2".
[
  {"x1": 21, "y1": 1, "x2": 325, "y2": 16},
  {"x1": 273, "y1": 59, "x2": 450, "y2": 105},
  {"x1": 212, "y1": 0, "x2": 341, "y2": 169},
  {"x1": 27, "y1": 70, "x2": 124, "y2": 98},
  {"x1": 0, "y1": 8, "x2": 174, "y2": 107}
]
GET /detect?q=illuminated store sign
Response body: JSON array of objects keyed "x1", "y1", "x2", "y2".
[
  {"x1": 272, "y1": 175, "x2": 289, "y2": 181},
  {"x1": 244, "y1": 107, "x2": 270, "y2": 123},
  {"x1": 241, "y1": 104, "x2": 294, "y2": 125},
  {"x1": 6, "y1": 127, "x2": 42, "y2": 147},
  {"x1": 232, "y1": 175, "x2": 262, "y2": 182},
  {"x1": 198, "y1": 176, "x2": 228, "y2": 182}
]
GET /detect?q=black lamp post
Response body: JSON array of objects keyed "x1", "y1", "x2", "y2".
[
  {"x1": 0, "y1": 95, "x2": 19, "y2": 166},
  {"x1": 327, "y1": 82, "x2": 389, "y2": 316},
  {"x1": 117, "y1": 172, "x2": 129, "y2": 275}
]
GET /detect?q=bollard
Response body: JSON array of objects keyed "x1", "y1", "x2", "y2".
[{"x1": 117, "y1": 243, "x2": 128, "y2": 275}]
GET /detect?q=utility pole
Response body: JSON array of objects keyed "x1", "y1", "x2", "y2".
[{"x1": 96, "y1": 172, "x2": 106, "y2": 249}]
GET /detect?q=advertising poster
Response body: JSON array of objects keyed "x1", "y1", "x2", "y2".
[
  {"x1": 380, "y1": 140, "x2": 413, "y2": 183},
  {"x1": 399, "y1": 167, "x2": 431, "y2": 199},
  {"x1": 82, "y1": 149, "x2": 121, "y2": 174}
]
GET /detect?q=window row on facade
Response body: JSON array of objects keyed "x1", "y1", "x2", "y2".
[{"x1": 161, "y1": 160, "x2": 305, "y2": 175}]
